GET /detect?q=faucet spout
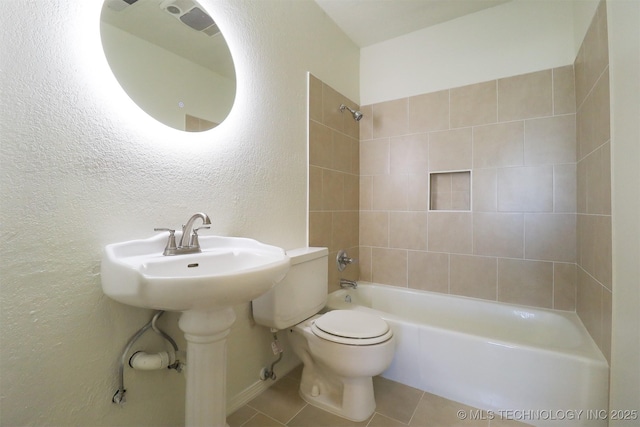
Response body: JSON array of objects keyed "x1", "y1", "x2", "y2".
[
  {"x1": 340, "y1": 278, "x2": 358, "y2": 289},
  {"x1": 180, "y1": 212, "x2": 212, "y2": 248}
]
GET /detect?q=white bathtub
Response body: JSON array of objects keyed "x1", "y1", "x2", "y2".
[{"x1": 326, "y1": 283, "x2": 609, "y2": 427}]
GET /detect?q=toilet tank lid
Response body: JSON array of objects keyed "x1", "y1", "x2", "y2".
[{"x1": 286, "y1": 247, "x2": 328, "y2": 265}]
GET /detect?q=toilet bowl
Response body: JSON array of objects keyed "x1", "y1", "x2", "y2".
[
  {"x1": 251, "y1": 247, "x2": 395, "y2": 422},
  {"x1": 288, "y1": 310, "x2": 395, "y2": 421}
]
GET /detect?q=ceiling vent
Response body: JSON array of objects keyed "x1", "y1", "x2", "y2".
[
  {"x1": 160, "y1": 0, "x2": 220, "y2": 36},
  {"x1": 105, "y1": 0, "x2": 139, "y2": 12}
]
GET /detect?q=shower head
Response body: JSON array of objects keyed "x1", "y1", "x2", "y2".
[{"x1": 339, "y1": 104, "x2": 363, "y2": 122}]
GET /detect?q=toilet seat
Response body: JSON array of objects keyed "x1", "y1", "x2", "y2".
[{"x1": 311, "y1": 310, "x2": 392, "y2": 345}]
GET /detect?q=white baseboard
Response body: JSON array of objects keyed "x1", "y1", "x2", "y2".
[
  {"x1": 226, "y1": 379, "x2": 273, "y2": 415},
  {"x1": 226, "y1": 362, "x2": 301, "y2": 415}
]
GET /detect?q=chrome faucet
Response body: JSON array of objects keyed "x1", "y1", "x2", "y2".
[
  {"x1": 180, "y1": 212, "x2": 211, "y2": 248},
  {"x1": 340, "y1": 278, "x2": 358, "y2": 289},
  {"x1": 155, "y1": 212, "x2": 211, "y2": 256}
]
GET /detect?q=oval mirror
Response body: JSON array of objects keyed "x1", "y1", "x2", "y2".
[{"x1": 100, "y1": 0, "x2": 236, "y2": 132}]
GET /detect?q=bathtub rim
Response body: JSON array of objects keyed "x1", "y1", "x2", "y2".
[{"x1": 326, "y1": 282, "x2": 609, "y2": 367}]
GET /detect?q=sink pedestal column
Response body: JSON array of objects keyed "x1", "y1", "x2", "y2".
[{"x1": 179, "y1": 308, "x2": 237, "y2": 427}]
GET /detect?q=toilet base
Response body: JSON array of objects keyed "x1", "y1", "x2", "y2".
[{"x1": 298, "y1": 364, "x2": 376, "y2": 422}]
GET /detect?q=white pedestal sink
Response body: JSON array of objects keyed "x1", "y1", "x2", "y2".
[{"x1": 101, "y1": 233, "x2": 290, "y2": 427}]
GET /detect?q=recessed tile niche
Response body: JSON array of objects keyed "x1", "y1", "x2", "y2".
[{"x1": 429, "y1": 171, "x2": 471, "y2": 211}]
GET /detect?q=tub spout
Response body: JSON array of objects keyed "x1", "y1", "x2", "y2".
[{"x1": 340, "y1": 278, "x2": 357, "y2": 289}]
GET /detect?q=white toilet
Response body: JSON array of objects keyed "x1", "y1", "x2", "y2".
[{"x1": 252, "y1": 247, "x2": 395, "y2": 422}]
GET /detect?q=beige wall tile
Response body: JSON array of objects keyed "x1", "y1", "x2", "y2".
[
  {"x1": 360, "y1": 211, "x2": 388, "y2": 247},
  {"x1": 525, "y1": 115, "x2": 576, "y2": 166},
  {"x1": 573, "y1": 1, "x2": 611, "y2": 362},
  {"x1": 343, "y1": 104, "x2": 361, "y2": 140},
  {"x1": 406, "y1": 175, "x2": 430, "y2": 211},
  {"x1": 498, "y1": 259, "x2": 553, "y2": 308},
  {"x1": 554, "y1": 262, "x2": 577, "y2": 311},
  {"x1": 473, "y1": 213, "x2": 524, "y2": 258},
  {"x1": 322, "y1": 169, "x2": 344, "y2": 210},
  {"x1": 450, "y1": 254, "x2": 497, "y2": 300},
  {"x1": 333, "y1": 132, "x2": 355, "y2": 174},
  {"x1": 577, "y1": 213, "x2": 611, "y2": 289},
  {"x1": 451, "y1": 191, "x2": 470, "y2": 211},
  {"x1": 360, "y1": 138, "x2": 389, "y2": 175},
  {"x1": 373, "y1": 98, "x2": 409, "y2": 138},
  {"x1": 408, "y1": 90, "x2": 450, "y2": 133},
  {"x1": 554, "y1": 164, "x2": 577, "y2": 213},
  {"x1": 450, "y1": 80, "x2": 497, "y2": 128},
  {"x1": 353, "y1": 62, "x2": 604, "y2": 318},
  {"x1": 601, "y1": 288, "x2": 612, "y2": 363},
  {"x1": 497, "y1": 166, "x2": 553, "y2": 212},
  {"x1": 322, "y1": 84, "x2": 359, "y2": 136},
  {"x1": 553, "y1": 65, "x2": 576, "y2": 115},
  {"x1": 498, "y1": 70, "x2": 552, "y2": 121},
  {"x1": 428, "y1": 212, "x2": 472, "y2": 254},
  {"x1": 332, "y1": 211, "x2": 358, "y2": 251},
  {"x1": 390, "y1": 134, "x2": 429, "y2": 175},
  {"x1": 525, "y1": 213, "x2": 576, "y2": 262},
  {"x1": 473, "y1": 121, "x2": 524, "y2": 168},
  {"x1": 309, "y1": 120, "x2": 333, "y2": 168},
  {"x1": 359, "y1": 105, "x2": 373, "y2": 141},
  {"x1": 344, "y1": 173, "x2": 359, "y2": 211},
  {"x1": 585, "y1": 143, "x2": 611, "y2": 215},
  {"x1": 576, "y1": 267, "x2": 603, "y2": 346},
  {"x1": 451, "y1": 171, "x2": 469, "y2": 191},
  {"x1": 574, "y1": 1, "x2": 609, "y2": 108},
  {"x1": 372, "y1": 248, "x2": 407, "y2": 286},
  {"x1": 309, "y1": 165, "x2": 322, "y2": 211},
  {"x1": 429, "y1": 128, "x2": 472, "y2": 171},
  {"x1": 408, "y1": 251, "x2": 449, "y2": 293},
  {"x1": 360, "y1": 175, "x2": 373, "y2": 210},
  {"x1": 430, "y1": 190, "x2": 451, "y2": 211},
  {"x1": 576, "y1": 69, "x2": 610, "y2": 160},
  {"x1": 472, "y1": 168, "x2": 497, "y2": 212},
  {"x1": 322, "y1": 83, "x2": 346, "y2": 131},
  {"x1": 576, "y1": 159, "x2": 588, "y2": 213},
  {"x1": 373, "y1": 174, "x2": 408, "y2": 211},
  {"x1": 309, "y1": 211, "x2": 332, "y2": 249},
  {"x1": 389, "y1": 212, "x2": 428, "y2": 250},
  {"x1": 359, "y1": 246, "x2": 372, "y2": 282}
]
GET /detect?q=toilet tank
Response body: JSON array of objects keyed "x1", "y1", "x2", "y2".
[{"x1": 252, "y1": 247, "x2": 328, "y2": 330}]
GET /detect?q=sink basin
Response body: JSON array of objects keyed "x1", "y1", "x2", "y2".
[{"x1": 101, "y1": 233, "x2": 290, "y2": 311}]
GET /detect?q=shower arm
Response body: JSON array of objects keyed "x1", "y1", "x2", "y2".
[{"x1": 339, "y1": 104, "x2": 363, "y2": 121}]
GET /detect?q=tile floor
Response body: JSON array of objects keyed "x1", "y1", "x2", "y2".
[{"x1": 228, "y1": 366, "x2": 531, "y2": 427}]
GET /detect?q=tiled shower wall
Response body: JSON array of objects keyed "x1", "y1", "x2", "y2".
[
  {"x1": 574, "y1": 1, "x2": 612, "y2": 362},
  {"x1": 359, "y1": 66, "x2": 578, "y2": 311},
  {"x1": 308, "y1": 75, "x2": 360, "y2": 291},
  {"x1": 307, "y1": 0, "x2": 611, "y2": 360}
]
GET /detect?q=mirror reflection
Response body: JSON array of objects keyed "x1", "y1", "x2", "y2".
[{"x1": 100, "y1": 0, "x2": 236, "y2": 132}]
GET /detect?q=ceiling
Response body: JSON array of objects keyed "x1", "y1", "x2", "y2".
[
  {"x1": 314, "y1": 0, "x2": 512, "y2": 47},
  {"x1": 101, "y1": 0, "x2": 235, "y2": 78}
]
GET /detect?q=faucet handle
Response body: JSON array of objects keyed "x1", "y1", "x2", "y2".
[
  {"x1": 154, "y1": 228, "x2": 177, "y2": 255},
  {"x1": 189, "y1": 226, "x2": 210, "y2": 247},
  {"x1": 336, "y1": 249, "x2": 358, "y2": 272}
]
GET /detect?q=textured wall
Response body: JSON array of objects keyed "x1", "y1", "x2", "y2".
[{"x1": 0, "y1": 1, "x2": 358, "y2": 425}]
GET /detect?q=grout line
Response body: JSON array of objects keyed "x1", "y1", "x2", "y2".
[
  {"x1": 284, "y1": 403, "x2": 308, "y2": 426},
  {"x1": 406, "y1": 391, "x2": 425, "y2": 426}
]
